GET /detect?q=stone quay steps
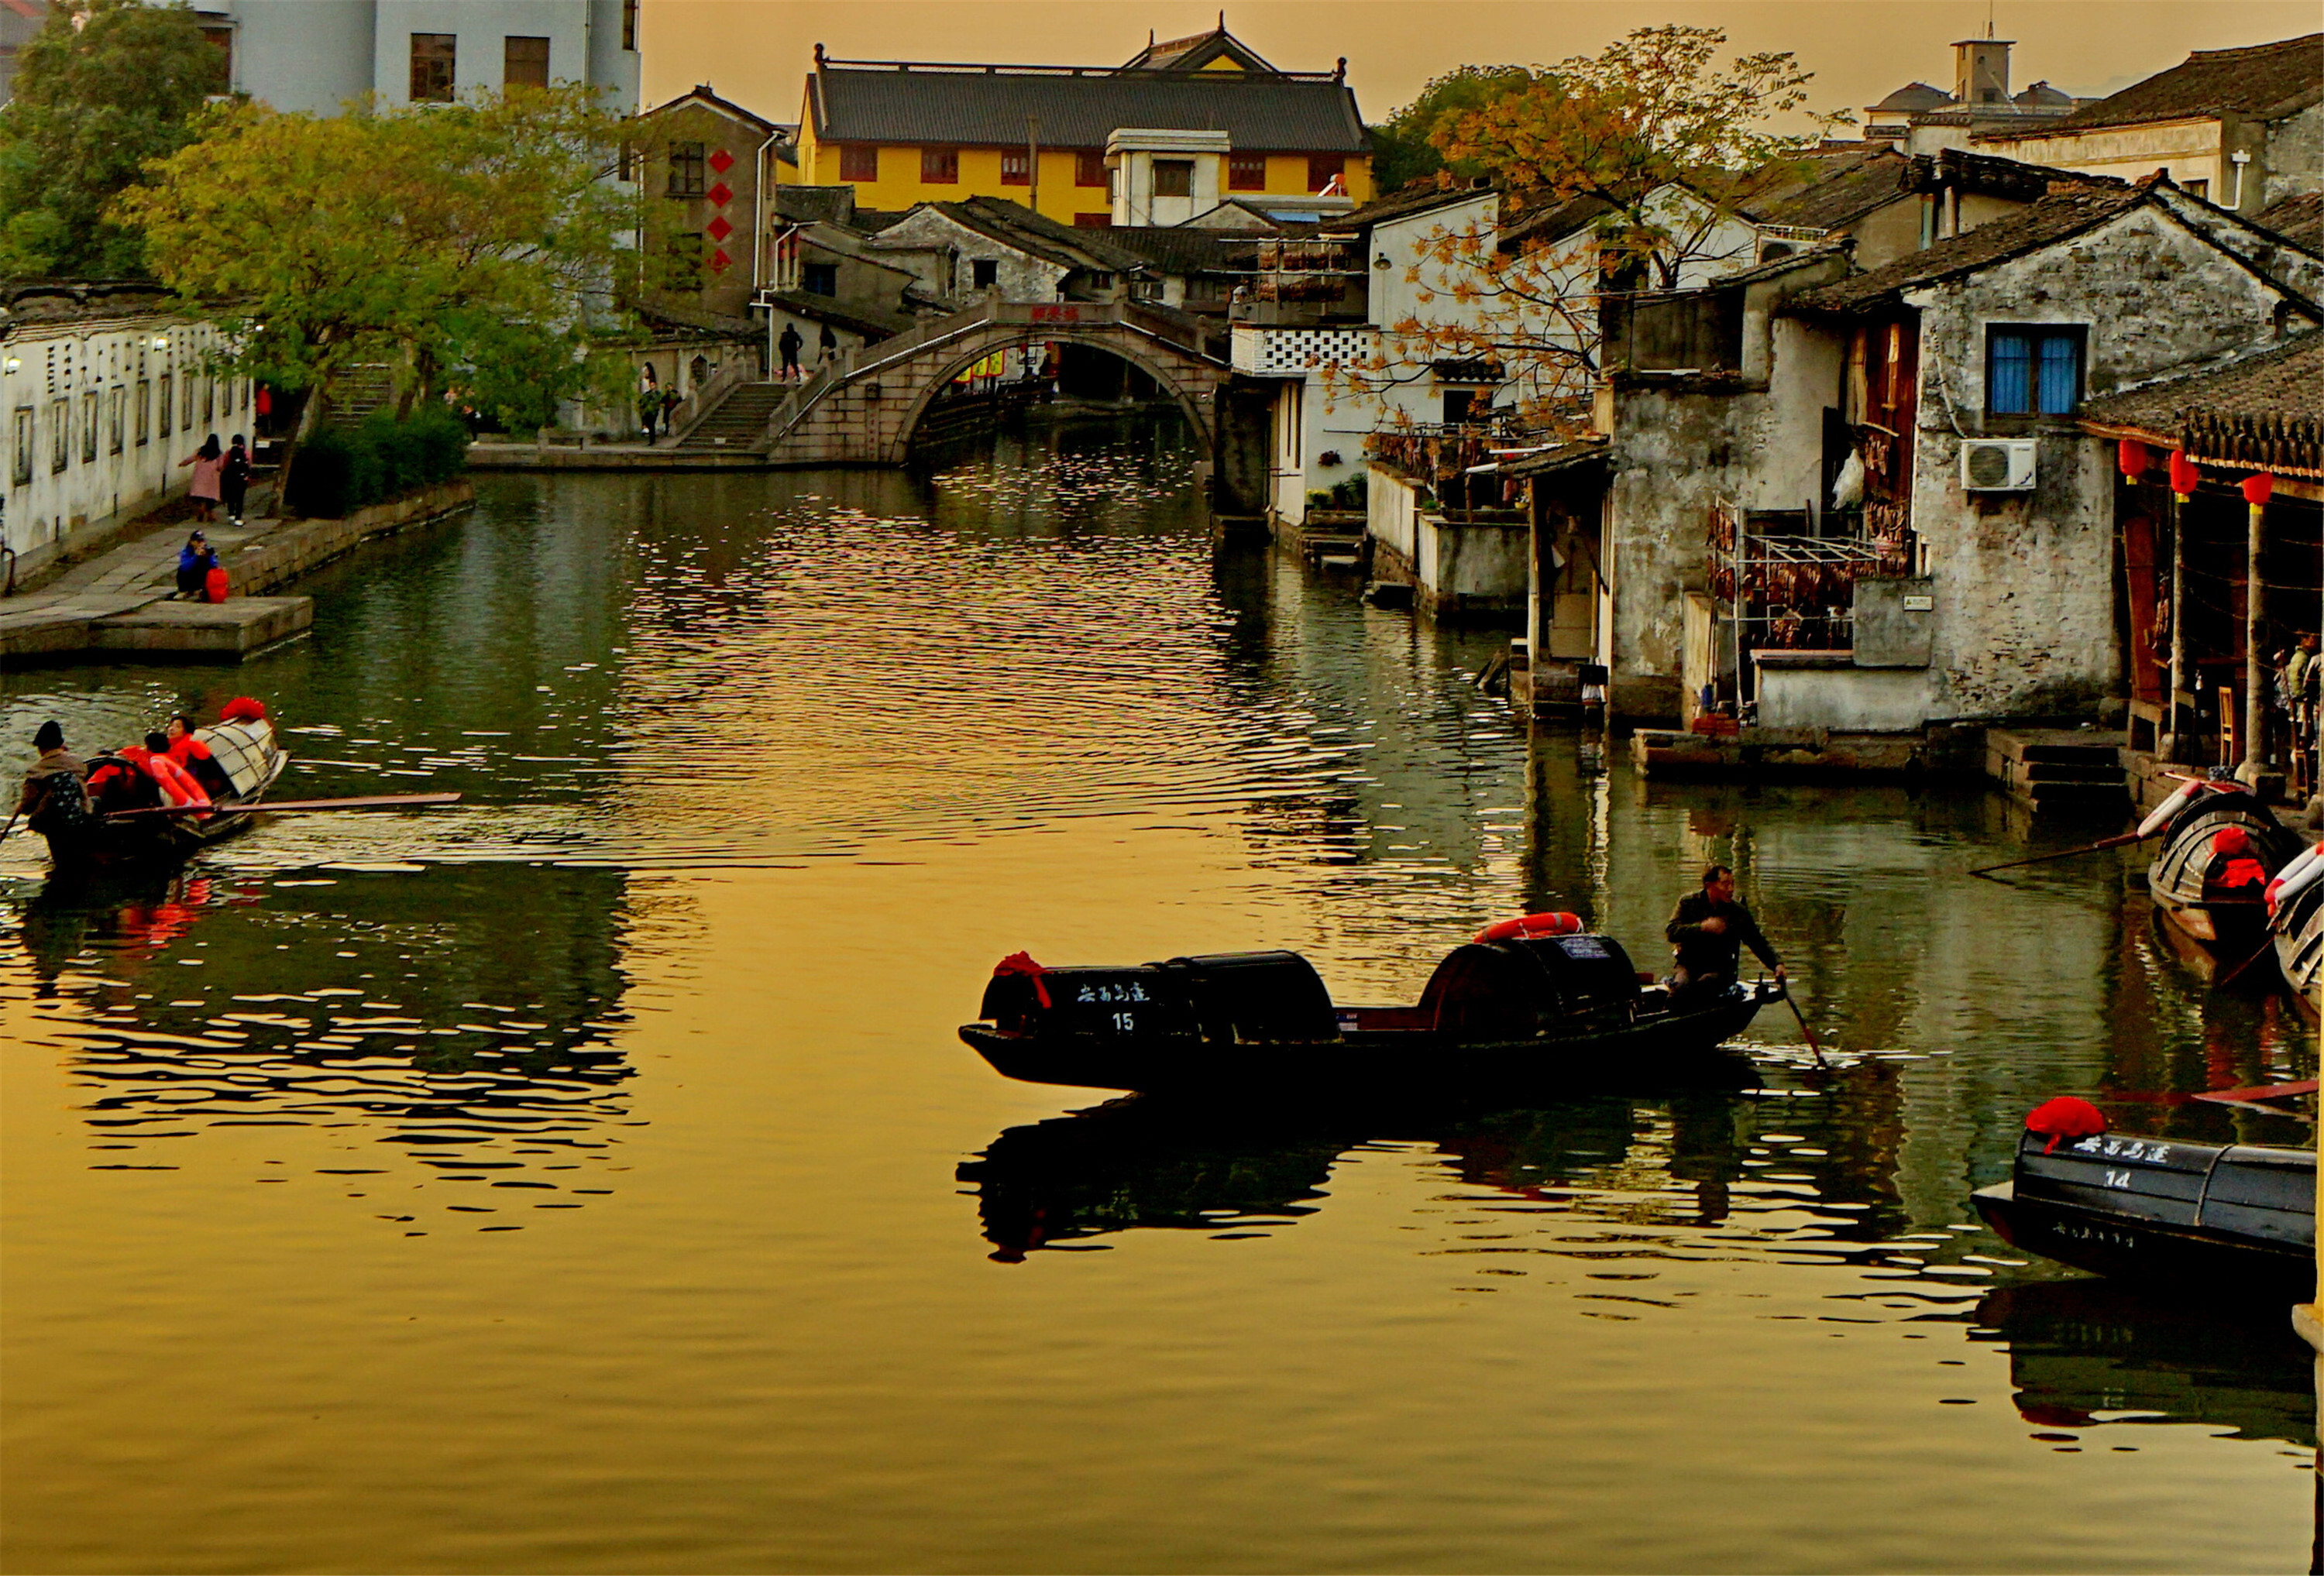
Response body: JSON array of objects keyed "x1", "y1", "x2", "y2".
[
  {"x1": 1985, "y1": 728, "x2": 2127, "y2": 811},
  {"x1": 672, "y1": 382, "x2": 786, "y2": 453}
]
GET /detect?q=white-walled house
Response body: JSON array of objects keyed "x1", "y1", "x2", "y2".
[
  {"x1": 2, "y1": 283, "x2": 252, "y2": 583},
  {"x1": 198, "y1": 0, "x2": 639, "y2": 115}
]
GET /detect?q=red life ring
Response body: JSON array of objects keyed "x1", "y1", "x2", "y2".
[{"x1": 1475, "y1": 912, "x2": 1583, "y2": 943}]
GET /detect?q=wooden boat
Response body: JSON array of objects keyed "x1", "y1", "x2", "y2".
[
  {"x1": 2143, "y1": 782, "x2": 2305, "y2": 960},
  {"x1": 1972, "y1": 1109, "x2": 2315, "y2": 1303},
  {"x1": 41, "y1": 718, "x2": 287, "y2": 868},
  {"x1": 2268, "y1": 851, "x2": 2324, "y2": 1016},
  {"x1": 960, "y1": 925, "x2": 1778, "y2": 1097}
]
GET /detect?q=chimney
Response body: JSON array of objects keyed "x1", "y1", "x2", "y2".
[{"x1": 1952, "y1": 37, "x2": 2012, "y2": 107}]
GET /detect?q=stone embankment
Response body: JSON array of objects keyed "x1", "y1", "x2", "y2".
[{"x1": 0, "y1": 479, "x2": 474, "y2": 664}]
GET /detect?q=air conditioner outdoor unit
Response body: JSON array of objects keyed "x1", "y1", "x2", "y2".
[{"x1": 1961, "y1": 438, "x2": 2037, "y2": 491}]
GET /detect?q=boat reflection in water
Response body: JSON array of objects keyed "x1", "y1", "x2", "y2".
[
  {"x1": 4, "y1": 862, "x2": 648, "y2": 1227},
  {"x1": 1975, "y1": 1278, "x2": 2315, "y2": 1449},
  {"x1": 959, "y1": 1068, "x2": 1853, "y2": 1265}
]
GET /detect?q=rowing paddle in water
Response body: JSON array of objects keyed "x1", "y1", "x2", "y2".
[
  {"x1": 1777, "y1": 980, "x2": 1829, "y2": 1070},
  {"x1": 104, "y1": 792, "x2": 462, "y2": 819},
  {"x1": 1968, "y1": 829, "x2": 2153, "y2": 878}
]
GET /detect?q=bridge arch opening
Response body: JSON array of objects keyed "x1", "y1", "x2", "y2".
[{"x1": 890, "y1": 331, "x2": 1218, "y2": 465}]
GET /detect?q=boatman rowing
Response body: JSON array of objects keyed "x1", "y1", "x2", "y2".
[{"x1": 1666, "y1": 864, "x2": 1785, "y2": 997}]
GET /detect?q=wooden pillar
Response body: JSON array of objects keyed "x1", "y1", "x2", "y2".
[
  {"x1": 2165, "y1": 493, "x2": 2188, "y2": 759},
  {"x1": 2243, "y1": 495, "x2": 2267, "y2": 771}
]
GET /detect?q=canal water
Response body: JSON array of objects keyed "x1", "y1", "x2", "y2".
[{"x1": 2, "y1": 420, "x2": 2315, "y2": 1573}]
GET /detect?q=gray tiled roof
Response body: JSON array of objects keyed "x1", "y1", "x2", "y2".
[
  {"x1": 1784, "y1": 182, "x2": 2149, "y2": 314},
  {"x1": 2081, "y1": 331, "x2": 2324, "y2": 473},
  {"x1": 2015, "y1": 33, "x2": 2321, "y2": 136},
  {"x1": 810, "y1": 65, "x2": 1369, "y2": 153}
]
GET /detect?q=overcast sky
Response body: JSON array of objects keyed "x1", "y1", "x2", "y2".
[{"x1": 640, "y1": 0, "x2": 2321, "y2": 131}]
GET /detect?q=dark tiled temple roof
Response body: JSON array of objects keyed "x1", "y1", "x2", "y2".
[
  {"x1": 1742, "y1": 146, "x2": 1917, "y2": 230},
  {"x1": 808, "y1": 57, "x2": 1368, "y2": 153},
  {"x1": 1786, "y1": 181, "x2": 2149, "y2": 314},
  {"x1": 2033, "y1": 33, "x2": 2322, "y2": 134},
  {"x1": 2081, "y1": 331, "x2": 2324, "y2": 475},
  {"x1": 773, "y1": 184, "x2": 858, "y2": 226},
  {"x1": 898, "y1": 196, "x2": 1152, "y2": 276}
]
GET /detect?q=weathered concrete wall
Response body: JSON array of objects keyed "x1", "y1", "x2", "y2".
[
  {"x1": 1756, "y1": 661, "x2": 1936, "y2": 731},
  {"x1": 1366, "y1": 462, "x2": 1420, "y2": 571},
  {"x1": 1417, "y1": 517, "x2": 1526, "y2": 623},
  {"x1": 1903, "y1": 201, "x2": 2322, "y2": 720},
  {"x1": 2260, "y1": 103, "x2": 2324, "y2": 207},
  {"x1": 867, "y1": 210, "x2": 1067, "y2": 306},
  {"x1": 1604, "y1": 316, "x2": 1844, "y2": 723}
]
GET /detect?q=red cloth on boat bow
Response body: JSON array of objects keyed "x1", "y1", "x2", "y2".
[
  {"x1": 2207, "y1": 826, "x2": 2267, "y2": 892},
  {"x1": 992, "y1": 951, "x2": 1050, "y2": 1009},
  {"x1": 2025, "y1": 1096, "x2": 2106, "y2": 1154},
  {"x1": 220, "y1": 696, "x2": 266, "y2": 723}
]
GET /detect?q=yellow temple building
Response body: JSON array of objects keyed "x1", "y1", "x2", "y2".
[{"x1": 790, "y1": 24, "x2": 1374, "y2": 228}]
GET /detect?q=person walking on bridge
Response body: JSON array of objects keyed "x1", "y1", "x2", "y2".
[
  {"x1": 778, "y1": 322, "x2": 804, "y2": 382},
  {"x1": 1666, "y1": 864, "x2": 1785, "y2": 997}
]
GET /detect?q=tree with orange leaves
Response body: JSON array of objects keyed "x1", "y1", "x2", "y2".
[{"x1": 1331, "y1": 26, "x2": 1848, "y2": 438}]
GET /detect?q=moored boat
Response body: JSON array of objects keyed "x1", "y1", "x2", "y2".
[
  {"x1": 2267, "y1": 844, "x2": 2324, "y2": 1015},
  {"x1": 2142, "y1": 781, "x2": 2305, "y2": 962},
  {"x1": 959, "y1": 919, "x2": 1779, "y2": 1097},
  {"x1": 1972, "y1": 1097, "x2": 2315, "y2": 1303}
]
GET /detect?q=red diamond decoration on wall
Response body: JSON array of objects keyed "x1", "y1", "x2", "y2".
[
  {"x1": 706, "y1": 181, "x2": 733, "y2": 208},
  {"x1": 708, "y1": 149, "x2": 734, "y2": 173},
  {"x1": 710, "y1": 248, "x2": 733, "y2": 273},
  {"x1": 706, "y1": 215, "x2": 734, "y2": 242}
]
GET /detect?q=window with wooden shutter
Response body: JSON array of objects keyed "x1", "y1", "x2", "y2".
[
  {"x1": 504, "y1": 36, "x2": 549, "y2": 89},
  {"x1": 840, "y1": 144, "x2": 878, "y2": 181},
  {"x1": 920, "y1": 147, "x2": 958, "y2": 184},
  {"x1": 1229, "y1": 153, "x2": 1266, "y2": 191},
  {"x1": 1075, "y1": 149, "x2": 1105, "y2": 187}
]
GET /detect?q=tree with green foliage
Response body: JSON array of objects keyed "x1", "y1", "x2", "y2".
[
  {"x1": 0, "y1": 0, "x2": 224, "y2": 277},
  {"x1": 117, "y1": 84, "x2": 660, "y2": 478},
  {"x1": 1366, "y1": 64, "x2": 1537, "y2": 194}
]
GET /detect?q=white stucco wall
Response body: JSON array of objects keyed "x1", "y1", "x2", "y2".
[{"x1": 2, "y1": 313, "x2": 249, "y2": 577}]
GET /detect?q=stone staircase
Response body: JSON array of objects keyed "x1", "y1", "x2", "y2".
[
  {"x1": 324, "y1": 365, "x2": 397, "y2": 429},
  {"x1": 1985, "y1": 727, "x2": 2129, "y2": 811},
  {"x1": 672, "y1": 382, "x2": 785, "y2": 453}
]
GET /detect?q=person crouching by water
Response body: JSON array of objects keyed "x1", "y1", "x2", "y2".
[
  {"x1": 176, "y1": 530, "x2": 208, "y2": 599},
  {"x1": 15, "y1": 720, "x2": 90, "y2": 836},
  {"x1": 1666, "y1": 864, "x2": 1786, "y2": 998}
]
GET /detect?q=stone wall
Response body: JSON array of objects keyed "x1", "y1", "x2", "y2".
[{"x1": 1905, "y1": 201, "x2": 2324, "y2": 720}]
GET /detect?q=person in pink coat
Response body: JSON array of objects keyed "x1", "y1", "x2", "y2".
[{"x1": 178, "y1": 433, "x2": 224, "y2": 522}]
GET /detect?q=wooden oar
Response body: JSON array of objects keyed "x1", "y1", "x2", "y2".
[
  {"x1": 104, "y1": 792, "x2": 462, "y2": 819},
  {"x1": 2210, "y1": 938, "x2": 2281, "y2": 991},
  {"x1": 1778, "y1": 982, "x2": 1830, "y2": 1070},
  {"x1": 1969, "y1": 829, "x2": 2151, "y2": 877},
  {"x1": 0, "y1": 810, "x2": 19, "y2": 844}
]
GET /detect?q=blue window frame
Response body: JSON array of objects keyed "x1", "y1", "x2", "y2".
[{"x1": 1987, "y1": 324, "x2": 2085, "y2": 415}]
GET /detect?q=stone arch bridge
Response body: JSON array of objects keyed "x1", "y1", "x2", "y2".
[{"x1": 737, "y1": 300, "x2": 1229, "y2": 465}]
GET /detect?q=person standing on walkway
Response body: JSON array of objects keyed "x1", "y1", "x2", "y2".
[
  {"x1": 221, "y1": 435, "x2": 252, "y2": 526},
  {"x1": 1666, "y1": 864, "x2": 1785, "y2": 997},
  {"x1": 638, "y1": 365, "x2": 661, "y2": 440},
  {"x1": 175, "y1": 530, "x2": 208, "y2": 599},
  {"x1": 817, "y1": 323, "x2": 839, "y2": 366},
  {"x1": 778, "y1": 322, "x2": 804, "y2": 382},
  {"x1": 179, "y1": 434, "x2": 223, "y2": 523}
]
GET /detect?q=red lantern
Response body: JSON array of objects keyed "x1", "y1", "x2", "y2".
[
  {"x1": 2116, "y1": 438, "x2": 2148, "y2": 478},
  {"x1": 2240, "y1": 472, "x2": 2274, "y2": 507},
  {"x1": 2168, "y1": 451, "x2": 2200, "y2": 498}
]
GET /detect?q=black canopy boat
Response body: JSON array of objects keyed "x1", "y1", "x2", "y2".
[
  {"x1": 960, "y1": 915, "x2": 1780, "y2": 1097},
  {"x1": 40, "y1": 714, "x2": 289, "y2": 868},
  {"x1": 1972, "y1": 1097, "x2": 2315, "y2": 1303},
  {"x1": 2140, "y1": 779, "x2": 2305, "y2": 963},
  {"x1": 2265, "y1": 844, "x2": 2324, "y2": 1016}
]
